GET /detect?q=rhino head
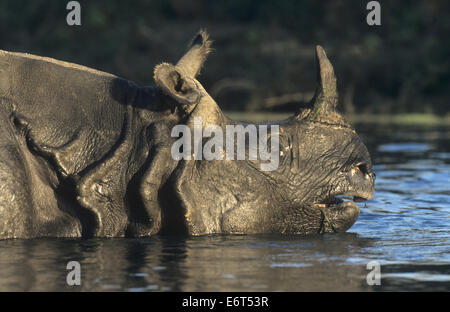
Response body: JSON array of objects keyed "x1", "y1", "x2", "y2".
[{"x1": 150, "y1": 31, "x2": 375, "y2": 235}]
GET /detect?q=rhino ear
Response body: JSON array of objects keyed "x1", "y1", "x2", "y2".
[
  {"x1": 176, "y1": 30, "x2": 212, "y2": 78},
  {"x1": 154, "y1": 62, "x2": 201, "y2": 106}
]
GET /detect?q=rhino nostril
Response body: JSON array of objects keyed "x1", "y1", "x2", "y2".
[
  {"x1": 350, "y1": 162, "x2": 372, "y2": 179},
  {"x1": 357, "y1": 163, "x2": 369, "y2": 176}
]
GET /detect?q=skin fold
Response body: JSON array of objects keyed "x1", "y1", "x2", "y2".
[{"x1": 0, "y1": 31, "x2": 374, "y2": 239}]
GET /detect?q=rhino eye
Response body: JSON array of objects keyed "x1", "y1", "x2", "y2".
[
  {"x1": 276, "y1": 136, "x2": 292, "y2": 169},
  {"x1": 279, "y1": 134, "x2": 290, "y2": 148}
]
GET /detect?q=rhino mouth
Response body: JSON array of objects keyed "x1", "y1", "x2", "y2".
[
  {"x1": 312, "y1": 193, "x2": 371, "y2": 233},
  {"x1": 313, "y1": 194, "x2": 369, "y2": 210}
]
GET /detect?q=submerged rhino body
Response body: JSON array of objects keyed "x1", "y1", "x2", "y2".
[{"x1": 0, "y1": 31, "x2": 374, "y2": 239}]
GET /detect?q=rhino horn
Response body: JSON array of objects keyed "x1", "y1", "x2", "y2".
[
  {"x1": 306, "y1": 46, "x2": 338, "y2": 120},
  {"x1": 176, "y1": 29, "x2": 212, "y2": 78}
]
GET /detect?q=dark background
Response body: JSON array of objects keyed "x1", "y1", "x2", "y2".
[{"x1": 0, "y1": 0, "x2": 448, "y2": 114}]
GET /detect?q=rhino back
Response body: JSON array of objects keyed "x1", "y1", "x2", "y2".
[{"x1": 0, "y1": 50, "x2": 138, "y2": 175}]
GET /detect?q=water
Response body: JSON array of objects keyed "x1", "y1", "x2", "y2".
[{"x1": 0, "y1": 123, "x2": 449, "y2": 291}]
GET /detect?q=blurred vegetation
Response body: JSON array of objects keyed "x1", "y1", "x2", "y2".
[{"x1": 0, "y1": 0, "x2": 448, "y2": 115}]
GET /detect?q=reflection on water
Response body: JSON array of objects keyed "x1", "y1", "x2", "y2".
[
  {"x1": 0, "y1": 235, "x2": 375, "y2": 291},
  {"x1": 0, "y1": 124, "x2": 449, "y2": 291}
]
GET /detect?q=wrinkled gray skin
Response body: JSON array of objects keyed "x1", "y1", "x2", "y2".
[{"x1": 0, "y1": 31, "x2": 374, "y2": 239}]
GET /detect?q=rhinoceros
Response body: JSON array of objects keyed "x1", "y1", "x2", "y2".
[{"x1": 0, "y1": 31, "x2": 374, "y2": 239}]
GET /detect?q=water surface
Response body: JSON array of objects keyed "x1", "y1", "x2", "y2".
[{"x1": 0, "y1": 123, "x2": 449, "y2": 291}]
